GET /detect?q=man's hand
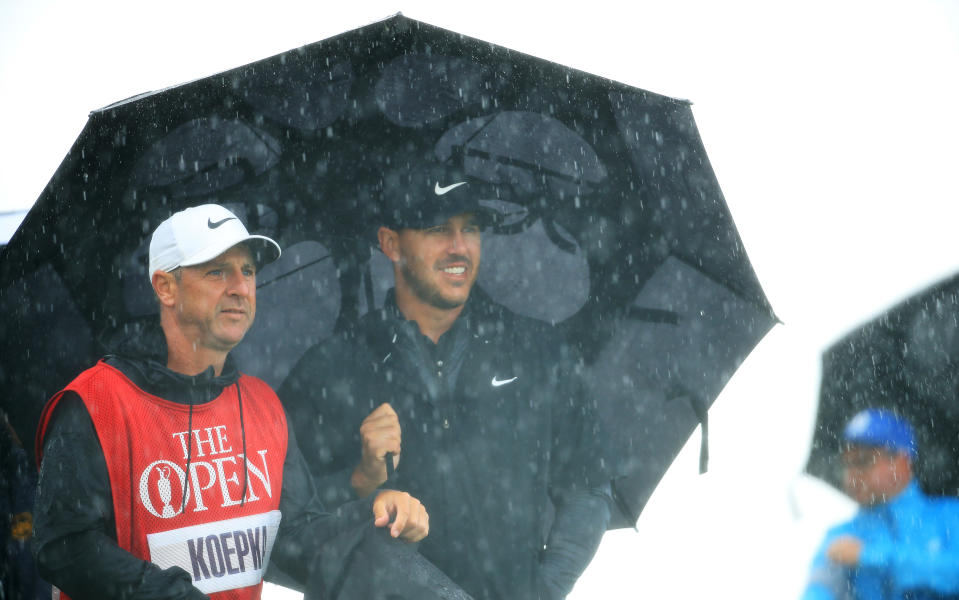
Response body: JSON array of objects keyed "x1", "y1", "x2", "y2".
[
  {"x1": 351, "y1": 403, "x2": 402, "y2": 497},
  {"x1": 373, "y1": 490, "x2": 429, "y2": 542},
  {"x1": 826, "y1": 535, "x2": 863, "y2": 566}
]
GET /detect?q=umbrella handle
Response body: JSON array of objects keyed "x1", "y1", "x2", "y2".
[{"x1": 385, "y1": 451, "x2": 396, "y2": 482}]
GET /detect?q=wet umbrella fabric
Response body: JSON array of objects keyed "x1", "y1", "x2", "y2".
[
  {"x1": 809, "y1": 272, "x2": 959, "y2": 497},
  {"x1": 0, "y1": 14, "x2": 776, "y2": 528}
]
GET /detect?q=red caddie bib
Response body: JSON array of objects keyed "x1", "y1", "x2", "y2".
[{"x1": 37, "y1": 361, "x2": 288, "y2": 600}]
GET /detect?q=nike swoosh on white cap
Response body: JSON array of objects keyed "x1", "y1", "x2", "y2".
[{"x1": 434, "y1": 181, "x2": 468, "y2": 195}]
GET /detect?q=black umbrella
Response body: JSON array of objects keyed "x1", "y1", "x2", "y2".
[
  {"x1": 809, "y1": 272, "x2": 959, "y2": 497},
  {"x1": 0, "y1": 14, "x2": 777, "y2": 528}
]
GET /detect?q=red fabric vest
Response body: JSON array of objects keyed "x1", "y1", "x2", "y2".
[{"x1": 36, "y1": 361, "x2": 288, "y2": 600}]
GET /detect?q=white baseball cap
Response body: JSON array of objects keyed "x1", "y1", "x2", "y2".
[{"x1": 148, "y1": 204, "x2": 281, "y2": 279}]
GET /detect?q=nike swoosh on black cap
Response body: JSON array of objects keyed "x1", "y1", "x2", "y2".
[{"x1": 380, "y1": 160, "x2": 500, "y2": 230}]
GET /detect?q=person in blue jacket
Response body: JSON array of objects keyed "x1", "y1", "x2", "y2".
[{"x1": 802, "y1": 408, "x2": 959, "y2": 600}]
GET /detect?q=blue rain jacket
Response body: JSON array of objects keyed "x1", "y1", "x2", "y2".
[{"x1": 802, "y1": 482, "x2": 959, "y2": 600}]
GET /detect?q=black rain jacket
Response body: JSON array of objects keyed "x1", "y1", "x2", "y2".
[{"x1": 280, "y1": 289, "x2": 611, "y2": 600}]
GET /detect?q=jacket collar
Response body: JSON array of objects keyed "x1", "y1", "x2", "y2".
[
  {"x1": 377, "y1": 285, "x2": 509, "y2": 338},
  {"x1": 102, "y1": 317, "x2": 240, "y2": 405},
  {"x1": 362, "y1": 289, "x2": 478, "y2": 399},
  {"x1": 861, "y1": 480, "x2": 923, "y2": 517}
]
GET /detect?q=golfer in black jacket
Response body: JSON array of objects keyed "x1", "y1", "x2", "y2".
[{"x1": 281, "y1": 162, "x2": 612, "y2": 600}]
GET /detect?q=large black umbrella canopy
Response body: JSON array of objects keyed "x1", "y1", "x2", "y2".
[
  {"x1": 0, "y1": 14, "x2": 777, "y2": 528},
  {"x1": 809, "y1": 272, "x2": 959, "y2": 498}
]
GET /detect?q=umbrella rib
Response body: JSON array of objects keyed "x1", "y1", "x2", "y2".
[
  {"x1": 625, "y1": 307, "x2": 680, "y2": 325},
  {"x1": 256, "y1": 254, "x2": 332, "y2": 289},
  {"x1": 242, "y1": 120, "x2": 283, "y2": 158},
  {"x1": 670, "y1": 252, "x2": 780, "y2": 321},
  {"x1": 454, "y1": 114, "x2": 590, "y2": 186},
  {"x1": 459, "y1": 147, "x2": 587, "y2": 186},
  {"x1": 462, "y1": 113, "x2": 497, "y2": 148}
]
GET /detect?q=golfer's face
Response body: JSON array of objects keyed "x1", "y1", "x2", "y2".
[{"x1": 395, "y1": 213, "x2": 482, "y2": 310}]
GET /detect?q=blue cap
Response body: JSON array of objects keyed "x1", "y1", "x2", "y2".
[{"x1": 843, "y1": 408, "x2": 917, "y2": 458}]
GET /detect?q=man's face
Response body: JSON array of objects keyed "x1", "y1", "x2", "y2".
[
  {"x1": 841, "y1": 445, "x2": 911, "y2": 506},
  {"x1": 393, "y1": 213, "x2": 482, "y2": 310},
  {"x1": 171, "y1": 244, "x2": 257, "y2": 353}
]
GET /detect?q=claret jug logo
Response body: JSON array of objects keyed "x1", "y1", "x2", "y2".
[
  {"x1": 139, "y1": 424, "x2": 274, "y2": 518},
  {"x1": 156, "y1": 464, "x2": 178, "y2": 517}
]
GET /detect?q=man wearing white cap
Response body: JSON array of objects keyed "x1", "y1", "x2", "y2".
[
  {"x1": 801, "y1": 408, "x2": 959, "y2": 600},
  {"x1": 33, "y1": 205, "x2": 466, "y2": 600}
]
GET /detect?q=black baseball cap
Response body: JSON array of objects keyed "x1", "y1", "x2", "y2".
[{"x1": 379, "y1": 161, "x2": 500, "y2": 230}]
